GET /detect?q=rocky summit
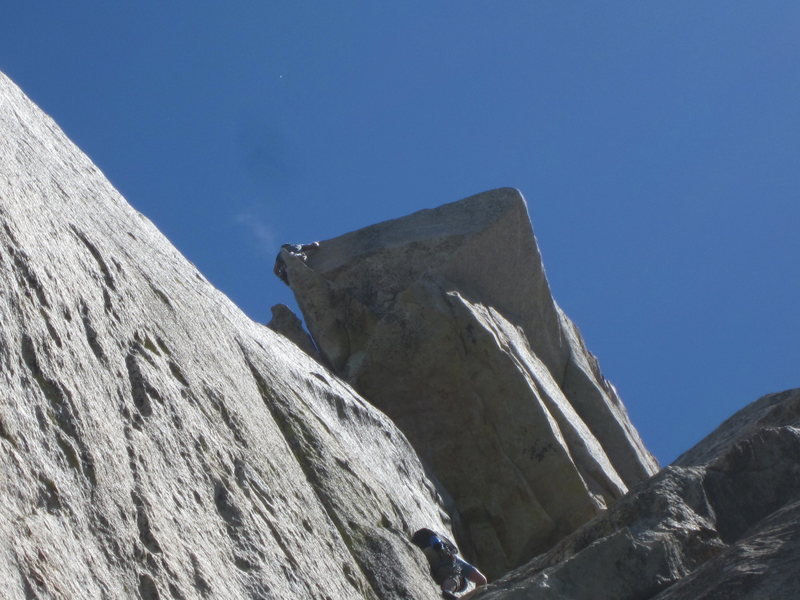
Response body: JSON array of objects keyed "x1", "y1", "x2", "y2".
[
  {"x1": 281, "y1": 188, "x2": 658, "y2": 576},
  {"x1": 2, "y1": 69, "x2": 798, "y2": 600}
]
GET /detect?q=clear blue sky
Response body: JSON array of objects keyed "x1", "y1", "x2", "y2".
[{"x1": 3, "y1": 3, "x2": 798, "y2": 464}]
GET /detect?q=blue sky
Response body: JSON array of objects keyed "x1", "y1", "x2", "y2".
[{"x1": 3, "y1": 3, "x2": 798, "y2": 464}]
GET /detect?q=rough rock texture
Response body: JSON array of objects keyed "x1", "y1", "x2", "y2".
[
  {"x1": 283, "y1": 188, "x2": 659, "y2": 577},
  {"x1": 474, "y1": 389, "x2": 800, "y2": 599},
  {"x1": 0, "y1": 72, "x2": 452, "y2": 599}
]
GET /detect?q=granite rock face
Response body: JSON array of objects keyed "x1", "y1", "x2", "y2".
[
  {"x1": 0, "y1": 72, "x2": 451, "y2": 599},
  {"x1": 474, "y1": 389, "x2": 800, "y2": 600},
  {"x1": 283, "y1": 188, "x2": 659, "y2": 577}
]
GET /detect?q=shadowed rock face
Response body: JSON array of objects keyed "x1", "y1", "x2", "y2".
[
  {"x1": 267, "y1": 303, "x2": 319, "y2": 358},
  {"x1": 0, "y1": 72, "x2": 451, "y2": 600},
  {"x1": 283, "y1": 188, "x2": 659, "y2": 577},
  {"x1": 473, "y1": 389, "x2": 800, "y2": 600}
]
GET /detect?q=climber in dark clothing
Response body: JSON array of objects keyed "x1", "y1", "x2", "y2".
[
  {"x1": 273, "y1": 241, "x2": 320, "y2": 285},
  {"x1": 412, "y1": 528, "x2": 487, "y2": 598}
]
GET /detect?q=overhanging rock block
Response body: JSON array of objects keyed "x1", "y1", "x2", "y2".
[{"x1": 285, "y1": 187, "x2": 659, "y2": 576}]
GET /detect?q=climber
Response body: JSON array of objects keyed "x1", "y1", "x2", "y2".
[
  {"x1": 412, "y1": 528, "x2": 487, "y2": 598},
  {"x1": 273, "y1": 241, "x2": 320, "y2": 285}
]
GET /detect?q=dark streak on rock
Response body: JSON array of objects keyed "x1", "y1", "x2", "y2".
[
  {"x1": 41, "y1": 311, "x2": 62, "y2": 348},
  {"x1": 36, "y1": 474, "x2": 62, "y2": 513},
  {"x1": 21, "y1": 335, "x2": 72, "y2": 433},
  {"x1": 55, "y1": 433, "x2": 81, "y2": 472},
  {"x1": 21, "y1": 334, "x2": 96, "y2": 484},
  {"x1": 79, "y1": 300, "x2": 107, "y2": 363},
  {"x1": 138, "y1": 573, "x2": 161, "y2": 600},
  {"x1": 50, "y1": 175, "x2": 70, "y2": 200},
  {"x1": 102, "y1": 288, "x2": 114, "y2": 315},
  {"x1": 139, "y1": 334, "x2": 161, "y2": 356},
  {"x1": 167, "y1": 582, "x2": 186, "y2": 600},
  {"x1": 2, "y1": 220, "x2": 19, "y2": 245},
  {"x1": 234, "y1": 557, "x2": 255, "y2": 572},
  {"x1": 168, "y1": 361, "x2": 188, "y2": 386},
  {"x1": 148, "y1": 282, "x2": 174, "y2": 311},
  {"x1": 70, "y1": 225, "x2": 116, "y2": 291},
  {"x1": 206, "y1": 387, "x2": 247, "y2": 447},
  {"x1": 24, "y1": 567, "x2": 47, "y2": 597},
  {"x1": 21, "y1": 573, "x2": 38, "y2": 600},
  {"x1": 213, "y1": 480, "x2": 244, "y2": 531},
  {"x1": 10, "y1": 247, "x2": 50, "y2": 308},
  {"x1": 125, "y1": 346, "x2": 160, "y2": 417},
  {"x1": 263, "y1": 513, "x2": 301, "y2": 572},
  {"x1": 132, "y1": 491, "x2": 163, "y2": 554},
  {"x1": 155, "y1": 336, "x2": 171, "y2": 356},
  {"x1": 0, "y1": 417, "x2": 16, "y2": 448}
]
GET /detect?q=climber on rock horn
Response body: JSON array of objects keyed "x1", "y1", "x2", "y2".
[
  {"x1": 412, "y1": 528, "x2": 487, "y2": 599},
  {"x1": 272, "y1": 241, "x2": 320, "y2": 285}
]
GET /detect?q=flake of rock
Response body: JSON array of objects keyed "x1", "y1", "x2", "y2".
[
  {"x1": 283, "y1": 187, "x2": 658, "y2": 576},
  {"x1": 266, "y1": 303, "x2": 319, "y2": 358}
]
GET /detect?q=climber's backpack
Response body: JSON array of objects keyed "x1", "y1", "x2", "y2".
[{"x1": 430, "y1": 536, "x2": 462, "y2": 587}]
